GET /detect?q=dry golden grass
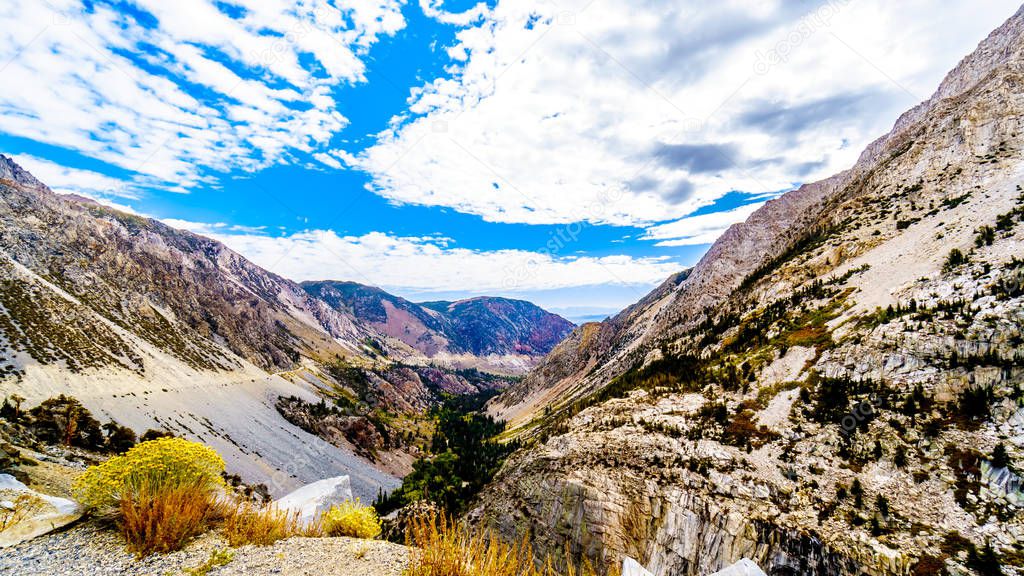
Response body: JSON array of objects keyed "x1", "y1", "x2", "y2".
[
  {"x1": 222, "y1": 503, "x2": 320, "y2": 546},
  {"x1": 118, "y1": 481, "x2": 218, "y2": 557},
  {"x1": 404, "y1": 515, "x2": 620, "y2": 576}
]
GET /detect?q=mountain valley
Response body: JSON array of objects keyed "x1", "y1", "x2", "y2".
[
  {"x1": 2, "y1": 3, "x2": 1024, "y2": 576},
  {"x1": 0, "y1": 157, "x2": 571, "y2": 495}
]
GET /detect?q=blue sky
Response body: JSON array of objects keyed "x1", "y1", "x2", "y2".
[{"x1": 0, "y1": 0, "x2": 1018, "y2": 322}]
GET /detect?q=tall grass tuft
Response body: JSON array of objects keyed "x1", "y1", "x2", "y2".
[
  {"x1": 223, "y1": 503, "x2": 317, "y2": 546},
  {"x1": 118, "y1": 480, "x2": 218, "y2": 557},
  {"x1": 404, "y1": 515, "x2": 619, "y2": 576}
]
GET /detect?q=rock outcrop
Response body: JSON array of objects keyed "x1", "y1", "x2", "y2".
[
  {"x1": 274, "y1": 475, "x2": 354, "y2": 526},
  {"x1": 0, "y1": 473, "x2": 80, "y2": 547}
]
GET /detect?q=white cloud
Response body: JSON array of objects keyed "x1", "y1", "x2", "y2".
[
  {"x1": 349, "y1": 0, "x2": 1020, "y2": 228},
  {"x1": 313, "y1": 152, "x2": 344, "y2": 169},
  {"x1": 160, "y1": 221, "x2": 680, "y2": 293},
  {"x1": 160, "y1": 219, "x2": 267, "y2": 236},
  {"x1": 642, "y1": 201, "x2": 766, "y2": 246},
  {"x1": 14, "y1": 154, "x2": 138, "y2": 197},
  {"x1": 0, "y1": 0, "x2": 405, "y2": 189},
  {"x1": 418, "y1": 0, "x2": 490, "y2": 26}
]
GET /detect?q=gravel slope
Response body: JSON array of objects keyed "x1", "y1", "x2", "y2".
[{"x1": 0, "y1": 524, "x2": 409, "y2": 576}]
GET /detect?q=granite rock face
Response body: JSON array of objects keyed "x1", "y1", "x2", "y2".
[{"x1": 274, "y1": 475, "x2": 354, "y2": 526}]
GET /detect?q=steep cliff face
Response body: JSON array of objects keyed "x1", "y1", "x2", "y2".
[
  {"x1": 304, "y1": 281, "x2": 574, "y2": 374},
  {"x1": 477, "y1": 6, "x2": 1024, "y2": 575},
  {"x1": 440, "y1": 296, "x2": 574, "y2": 357},
  {"x1": 491, "y1": 3, "x2": 1024, "y2": 433}
]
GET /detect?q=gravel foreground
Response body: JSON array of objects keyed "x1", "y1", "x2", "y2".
[{"x1": 0, "y1": 524, "x2": 410, "y2": 576}]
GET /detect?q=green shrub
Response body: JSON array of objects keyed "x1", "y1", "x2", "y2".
[
  {"x1": 944, "y1": 248, "x2": 968, "y2": 272},
  {"x1": 103, "y1": 421, "x2": 137, "y2": 454},
  {"x1": 27, "y1": 394, "x2": 104, "y2": 449},
  {"x1": 975, "y1": 225, "x2": 995, "y2": 247},
  {"x1": 992, "y1": 443, "x2": 1010, "y2": 469}
]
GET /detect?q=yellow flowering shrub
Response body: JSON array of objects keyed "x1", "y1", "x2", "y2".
[
  {"x1": 73, "y1": 437, "x2": 225, "y2": 511},
  {"x1": 321, "y1": 499, "x2": 381, "y2": 539}
]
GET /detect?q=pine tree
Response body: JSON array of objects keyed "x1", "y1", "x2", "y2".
[
  {"x1": 894, "y1": 445, "x2": 908, "y2": 468},
  {"x1": 992, "y1": 443, "x2": 1010, "y2": 469},
  {"x1": 876, "y1": 495, "x2": 890, "y2": 518},
  {"x1": 28, "y1": 395, "x2": 104, "y2": 450},
  {"x1": 851, "y1": 478, "x2": 864, "y2": 509}
]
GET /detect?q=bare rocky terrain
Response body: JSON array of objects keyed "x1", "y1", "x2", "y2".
[{"x1": 0, "y1": 524, "x2": 409, "y2": 576}]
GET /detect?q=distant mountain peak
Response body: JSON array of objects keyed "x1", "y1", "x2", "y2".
[{"x1": 302, "y1": 280, "x2": 574, "y2": 371}]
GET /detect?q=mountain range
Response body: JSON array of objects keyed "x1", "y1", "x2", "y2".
[
  {"x1": 302, "y1": 280, "x2": 573, "y2": 373},
  {"x1": 0, "y1": 158, "x2": 571, "y2": 496}
]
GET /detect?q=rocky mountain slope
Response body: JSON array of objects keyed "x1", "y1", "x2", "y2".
[
  {"x1": 0, "y1": 155, "x2": 376, "y2": 376},
  {"x1": 0, "y1": 158, "x2": 414, "y2": 497},
  {"x1": 0, "y1": 156, "x2": 554, "y2": 495},
  {"x1": 477, "y1": 6, "x2": 1024, "y2": 575},
  {"x1": 303, "y1": 280, "x2": 574, "y2": 373}
]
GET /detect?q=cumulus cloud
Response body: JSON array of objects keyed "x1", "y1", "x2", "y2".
[
  {"x1": 346, "y1": 0, "x2": 1020, "y2": 227},
  {"x1": 0, "y1": 0, "x2": 405, "y2": 189},
  {"x1": 161, "y1": 221, "x2": 681, "y2": 293}
]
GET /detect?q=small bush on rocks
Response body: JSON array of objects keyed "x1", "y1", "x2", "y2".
[
  {"x1": 73, "y1": 437, "x2": 225, "y2": 512},
  {"x1": 322, "y1": 499, "x2": 381, "y2": 539},
  {"x1": 118, "y1": 480, "x2": 218, "y2": 557},
  {"x1": 404, "y1": 515, "x2": 620, "y2": 576},
  {"x1": 73, "y1": 437, "x2": 227, "y2": 556},
  {"x1": 183, "y1": 548, "x2": 235, "y2": 576}
]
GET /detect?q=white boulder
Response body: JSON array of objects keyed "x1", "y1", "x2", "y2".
[
  {"x1": 274, "y1": 475, "x2": 353, "y2": 525},
  {"x1": 622, "y1": 557, "x2": 654, "y2": 576},
  {"x1": 710, "y1": 558, "x2": 767, "y2": 576},
  {"x1": 0, "y1": 474, "x2": 81, "y2": 547}
]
